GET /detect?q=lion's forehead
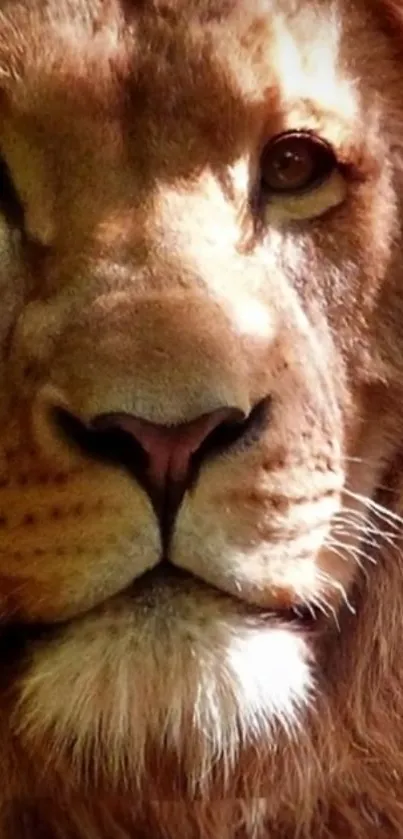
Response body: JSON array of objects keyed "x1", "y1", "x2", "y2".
[{"x1": 0, "y1": 0, "x2": 352, "y2": 127}]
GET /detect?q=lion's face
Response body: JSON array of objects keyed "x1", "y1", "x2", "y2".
[{"x1": 0, "y1": 0, "x2": 403, "y2": 804}]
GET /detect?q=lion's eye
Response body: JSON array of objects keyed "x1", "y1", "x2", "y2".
[
  {"x1": 260, "y1": 132, "x2": 337, "y2": 195},
  {"x1": 0, "y1": 156, "x2": 24, "y2": 228}
]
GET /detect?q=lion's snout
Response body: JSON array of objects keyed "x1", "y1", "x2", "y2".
[{"x1": 19, "y1": 288, "x2": 272, "y2": 437}]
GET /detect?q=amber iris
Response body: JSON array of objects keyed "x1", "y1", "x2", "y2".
[{"x1": 261, "y1": 132, "x2": 336, "y2": 194}]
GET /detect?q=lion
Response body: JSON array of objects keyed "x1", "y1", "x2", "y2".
[{"x1": 1, "y1": 0, "x2": 403, "y2": 835}]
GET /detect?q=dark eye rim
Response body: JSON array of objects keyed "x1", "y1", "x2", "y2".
[
  {"x1": 0, "y1": 155, "x2": 25, "y2": 229},
  {"x1": 260, "y1": 130, "x2": 338, "y2": 197}
]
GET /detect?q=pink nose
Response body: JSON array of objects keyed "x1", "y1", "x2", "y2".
[{"x1": 92, "y1": 407, "x2": 243, "y2": 490}]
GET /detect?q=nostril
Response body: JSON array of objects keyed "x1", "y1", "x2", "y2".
[
  {"x1": 91, "y1": 407, "x2": 246, "y2": 490},
  {"x1": 53, "y1": 396, "x2": 271, "y2": 529}
]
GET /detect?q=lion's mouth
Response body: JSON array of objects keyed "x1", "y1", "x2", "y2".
[
  {"x1": 28, "y1": 401, "x2": 323, "y2": 641},
  {"x1": 1, "y1": 564, "x2": 320, "y2": 656},
  {"x1": 130, "y1": 565, "x2": 320, "y2": 629}
]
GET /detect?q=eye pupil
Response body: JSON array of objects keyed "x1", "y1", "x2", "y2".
[
  {"x1": 271, "y1": 145, "x2": 313, "y2": 186},
  {"x1": 260, "y1": 132, "x2": 335, "y2": 195}
]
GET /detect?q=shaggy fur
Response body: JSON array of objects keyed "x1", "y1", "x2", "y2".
[{"x1": 1, "y1": 0, "x2": 403, "y2": 836}]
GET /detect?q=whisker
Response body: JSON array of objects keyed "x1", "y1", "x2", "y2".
[
  {"x1": 330, "y1": 522, "x2": 395, "y2": 552},
  {"x1": 343, "y1": 488, "x2": 403, "y2": 529},
  {"x1": 310, "y1": 592, "x2": 341, "y2": 632},
  {"x1": 324, "y1": 539, "x2": 370, "y2": 578},
  {"x1": 316, "y1": 568, "x2": 357, "y2": 615},
  {"x1": 333, "y1": 508, "x2": 400, "y2": 545}
]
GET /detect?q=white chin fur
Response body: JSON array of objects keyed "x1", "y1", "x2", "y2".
[{"x1": 15, "y1": 589, "x2": 313, "y2": 792}]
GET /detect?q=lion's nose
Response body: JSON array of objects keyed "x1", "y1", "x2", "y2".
[{"x1": 91, "y1": 406, "x2": 245, "y2": 493}]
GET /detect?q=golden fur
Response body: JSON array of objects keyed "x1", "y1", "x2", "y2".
[{"x1": 0, "y1": 0, "x2": 403, "y2": 835}]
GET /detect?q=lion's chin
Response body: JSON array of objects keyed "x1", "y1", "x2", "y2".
[{"x1": 12, "y1": 570, "x2": 314, "y2": 794}]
